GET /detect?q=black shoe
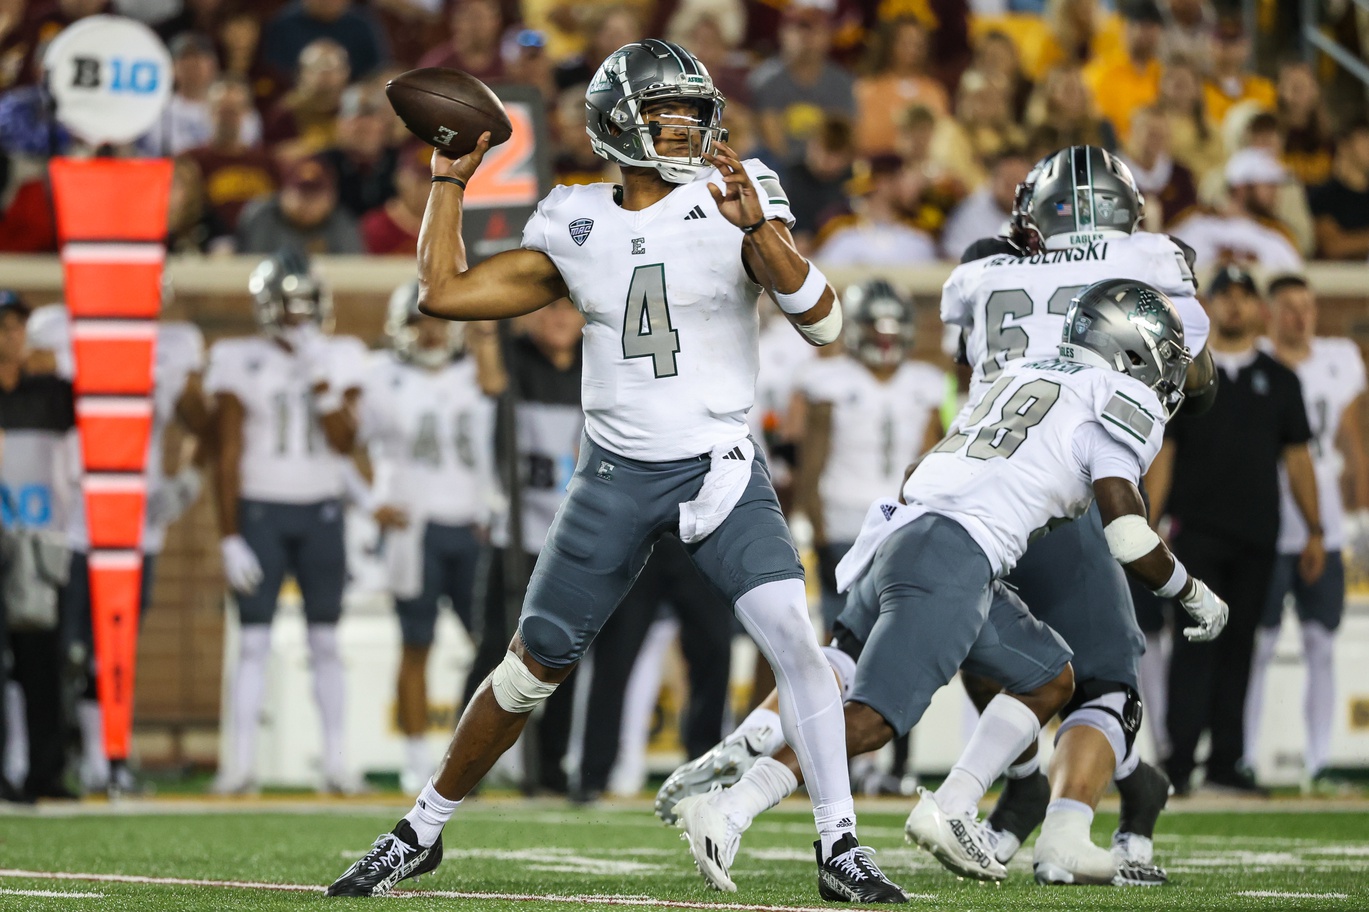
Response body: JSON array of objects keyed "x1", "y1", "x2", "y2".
[
  {"x1": 1116, "y1": 761, "x2": 1171, "y2": 839},
  {"x1": 1163, "y1": 760, "x2": 1192, "y2": 798},
  {"x1": 0, "y1": 779, "x2": 33, "y2": 804},
  {"x1": 815, "y1": 833, "x2": 908, "y2": 904},
  {"x1": 1204, "y1": 766, "x2": 1268, "y2": 797},
  {"x1": 984, "y1": 770, "x2": 1049, "y2": 862},
  {"x1": 1113, "y1": 859, "x2": 1169, "y2": 887},
  {"x1": 325, "y1": 821, "x2": 443, "y2": 897}
]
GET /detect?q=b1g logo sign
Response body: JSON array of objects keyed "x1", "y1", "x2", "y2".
[{"x1": 43, "y1": 15, "x2": 171, "y2": 145}]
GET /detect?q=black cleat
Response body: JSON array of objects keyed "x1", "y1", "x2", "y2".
[
  {"x1": 1113, "y1": 859, "x2": 1169, "y2": 887},
  {"x1": 1204, "y1": 765, "x2": 1269, "y2": 797},
  {"x1": 984, "y1": 770, "x2": 1050, "y2": 863},
  {"x1": 1116, "y1": 761, "x2": 1171, "y2": 840},
  {"x1": 325, "y1": 820, "x2": 443, "y2": 897},
  {"x1": 815, "y1": 833, "x2": 908, "y2": 904}
]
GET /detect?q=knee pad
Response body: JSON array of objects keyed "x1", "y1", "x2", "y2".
[
  {"x1": 821, "y1": 644, "x2": 857, "y2": 701},
  {"x1": 1056, "y1": 682, "x2": 1142, "y2": 776},
  {"x1": 490, "y1": 650, "x2": 559, "y2": 714}
]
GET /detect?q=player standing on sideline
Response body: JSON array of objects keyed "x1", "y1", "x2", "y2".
[
  {"x1": 207, "y1": 251, "x2": 368, "y2": 794},
  {"x1": 357, "y1": 281, "x2": 494, "y2": 794},
  {"x1": 325, "y1": 39, "x2": 905, "y2": 903},
  {"x1": 1245, "y1": 275, "x2": 1369, "y2": 790}
]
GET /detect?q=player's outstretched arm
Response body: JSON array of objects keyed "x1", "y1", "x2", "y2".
[
  {"x1": 1094, "y1": 476, "x2": 1227, "y2": 642},
  {"x1": 1283, "y1": 442, "x2": 1326, "y2": 583},
  {"x1": 419, "y1": 133, "x2": 569, "y2": 321}
]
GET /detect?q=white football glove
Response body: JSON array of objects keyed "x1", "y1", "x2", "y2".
[
  {"x1": 220, "y1": 534, "x2": 264, "y2": 595},
  {"x1": 1179, "y1": 578, "x2": 1228, "y2": 642},
  {"x1": 147, "y1": 467, "x2": 203, "y2": 528}
]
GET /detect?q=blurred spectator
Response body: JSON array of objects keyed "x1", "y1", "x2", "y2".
[
  {"x1": 939, "y1": 146, "x2": 1030, "y2": 260},
  {"x1": 784, "y1": 115, "x2": 855, "y2": 249},
  {"x1": 815, "y1": 155, "x2": 937, "y2": 266},
  {"x1": 1307, "y1": 119, "x2": 1369, "y2": 260},
  {"x1": 216, "y1": 9, "x2": 277, "y2": 108},
  {"x1": 551, "y1": 84, "x2": 609, "y2": 185},
  {"x1": 0, "y1": 0, "x2": 107, "y2": 89},
  {"x1": 418, "y1": 0, "x2": 505, "y2": 82},
  {"x1": 1122, "y1": 104, "x2": 1198, "y2": 229},
  {"x1": 749, "y1": 3, "x2": 854, "y2": 164},
  {"x1": 184, "y1": 77, "x2": 278, "y2": 233},
  {"x1": 166, "y1": 156, "x2": 231, "y2": 253},
  {"x1": 1023, "y1": 0, "x2": 1123, "y2": 80},
  {"x1": 0, "y1": 167, "x2": 55, "y2": 252},
  {"x1": 361, "y1": 143, "x2": 428, "y2": 255},
  {"x1": 1158, "y1": 0, "x2": 1214, "y2": 65},
  {"x1": 372, "y1": 0, "x2": 448, "y2": 71},
  {"x1": 554, "y1": 5, "x2": 643, "y2": 91},
  {"x1": 502, "y1": 28, "x2": 556, "y2": 101},
  {"x1": 0, "y1": 81, "x2": 73, "y2": 157},
  {"x1": 1202, "y1": 20, "x2": 1275, "y2": 131},
  {"x1": 261, "y1": 0, "x2": 389, "y2": 81},
  {"x1": 1277, "y1": 60, "x2": 1335, "y2": 187},
  {"x1": 1157, "y1": 57, "x2": 1223, "y2": 177},
  {"x1": 890, "y1": 106, "x2": 972, "y2": 236},
  {"x1": 235, "y1": 156, "x2": 362, "y2": 253},
  {"x1": 853, "y1": 18, "x2": 949, "y2": 157},
  {"x1": 321, "y1": 82, "x2": 397, "y2": 219},
  {"x1": 1026, "y1": 64, "x2": 1116, "y2": 150},
  {"x1": 1171, "y1": 148, "x2": 1303, "y2": 274},
  {"x1": 142, "y1": 33, "x2": 262, "y2": 157},
  {"x1": 157, "y1": 0, "x2": 235, "y2": 45},
  {"x1": 1231, "y1": 112, "x2": 1315, "y2": 256},
  {"x1": 666, "y1": 2, "x2": 751, "y2": 104},
  {"x1": 972, "y1": 29, "x2": 1033, "y2": 122},
  {"x1": 1082, "y1": 0, "x2": 1162, "y2": 144},
  {"x1": 263, "y1": 39, "x2": 349, "y2": 159},
  {"x1": 952, "y1": 68, "x2": 1025, "y2": 171}
]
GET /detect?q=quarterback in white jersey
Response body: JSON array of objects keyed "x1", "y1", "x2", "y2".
[
  {"x1": 206, "y1": 251, "x2": 366, "y2": 795},
  {"x1": 328, "y1": 39, "x2": 905, "y2": 904},
  {"x1": 358, "y1": 281, "x2": 494, "y2": 793},
  {"x1": 1246, "y1": 276, "x2": 1369, "y2": 786}
]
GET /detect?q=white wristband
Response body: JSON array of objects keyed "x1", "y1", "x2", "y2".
[
  {"x1": 1153, "y1": 558, "x2": 1187, "y2": 598},
  {"x1": 772, "y1": 262, "x2": 828, "y2": 315}
]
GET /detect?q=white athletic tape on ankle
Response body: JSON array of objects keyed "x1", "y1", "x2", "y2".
[
  {"x1": 490, "y1": 650, "x2": 558, "y2": 713},
  {"x1": 1103, "y1": 514, "x2": 1161, "y2": 564}
]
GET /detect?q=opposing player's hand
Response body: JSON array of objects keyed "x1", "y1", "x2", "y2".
[
  {"x1": 221, "y1": 534, "x2": 264, "y2": 595},
  {"x1": 1299, "y1": 533, "x2": 1326, "y2": 584},
  {"x1": 1178, "y1": 577, "x2": 1228, "y2": 642},
  {"x1": 431, "y1": 132, "x2": 492, "y2": 186},
  {"x1": 704, "y1": 140, "x2": 765, "y2": 230}
]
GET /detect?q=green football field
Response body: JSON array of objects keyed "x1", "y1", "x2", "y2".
[{"x1": 1, "y1": 798, "x2": 1366, "y2": 912}]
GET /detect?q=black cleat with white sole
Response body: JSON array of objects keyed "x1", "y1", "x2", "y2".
[
  {"x1": 1113, "y1": 859, "x2": 1169, "y2": 887},
  {"x1": 325, "y1": 820, "x2": 443, "y2": 897},
  {"x1": 815, "y1": 833, "x2": 908, "y2": 904}
]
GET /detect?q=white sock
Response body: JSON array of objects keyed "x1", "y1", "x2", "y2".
[
  {"x1": 1138, "y1": 631, "x2": 1170, "y2": 759},
  {"x1": 1244, "y1": 626, "x2": 1279, "y2": 768},
  {"x1": 1301, "y1": 622, "x2": 1336, "y2": 775},
  {"x1": 1005, "y1": 755, "x2": 1040, "y2": 779},
  {"x1": 307, "y1": 624, "x2": 347, "y2": 782},
  {"x1": 714, "y1": 756, "x2": 798, "y2": 825},
  {"x1": 729, "y1": 706, "x2": 785, "y2": 756},
  {"x1": 231, "y1": 625, "x2": 272, "y2": 784},
  {"x1": 814, "y1": 797, "x2": 858, "y2": 859},
  {"x1": 405, "y1": 736, "x2": 430, "y2": 780},
  {"x1": 1045, "y1": 797, "x2": 1094, "y2": 828},
  {"x1": 4, "y1": 681, "x2": 28, "y2": 789},
  {"x1": 404, "y1": 779, "x2": 460, "y2": 847},
  {"x1": 78, "y1": 699, "x2": 110, "y2": 785},
  {"x1": 935, "y1": 694, "x2": 1041, "y2": 818}
]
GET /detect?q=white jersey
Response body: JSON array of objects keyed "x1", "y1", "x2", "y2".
[
  {"x1": 25, "y1": 307, "x2": 206, "y2": 553},
  {"x1": 1273, "y1": 337, "x2": 1367, "y2": 553},
  {"x1": 359, "y1": 353, "x2": 494, "y2": 527},
  {"x1": 204, "y1": 334, "x2": 367, "y2": 504},
  {"x1": 800, "y1": 356, "x2": 946, "y2": 542},
  {"x1": 1170, "y1": 212, "x2": 1303, "y2": 277},
  {"x1": 942, "y1": 231, "x2": 1210, "y2": 408},
  {"x1": 521, "y1": 160, "x2": 795, "y2": 461},
  {"x1": 905, "y1": 359, "x2": 1166, "y2": 575}
]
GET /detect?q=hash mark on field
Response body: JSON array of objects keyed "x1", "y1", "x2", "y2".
[
  {"x1": 0, "y1": 869, "x2": 937, "y2": 907},
  {"x1": 1237, "y1": 891, "x2": 1350, "y2": 899},
  {"x1": 0, "y1": 887, "x2": 106, "y2": 898}
]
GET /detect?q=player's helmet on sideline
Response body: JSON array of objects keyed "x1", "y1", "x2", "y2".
[
  {"x1": 248, "y1": 248, "x2": 333, "y2": 336},
  {"x1": 384, "y1": 279, "x2": 464, "y2": 368},
  {"x1": 1010, "y1": 146, "x2": 1144, "y2": 253},
  {"x1": 843, "y1": 279, "x2": 915, "y2": 369},
  {"x1": 1059, "y1": 278, "x2": 1191, "y2": 417},
  {"x1": 585, "y1": 39, "x2": 727, "y2": 184}
]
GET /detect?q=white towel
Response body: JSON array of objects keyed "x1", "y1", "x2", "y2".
[
  {"x1": 385, "y1": 512, "x2": 427, "y2": 600},
  {"x1": 834, "y1": 498, "x2": 926, "y2": 593},
  {"x1": 679, "y1": 438, "x2": 755, "y2": 544}
]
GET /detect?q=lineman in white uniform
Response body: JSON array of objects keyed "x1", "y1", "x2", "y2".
[
  {"x1": 327, "y1": 39, "x2": 905, "y2": 903},
  {"x1": 358, "y1": 280, "x2": 494, "y2": 794},
  {"x1": 679, "y1": 280, "x2": 1228, "y2": 885},
  {"x1": 206, "y1": 251, "x2": 368, "y2": 794},
  {"x1": 1246, "y1": 274, "x2": 1369, "y2": 787}
]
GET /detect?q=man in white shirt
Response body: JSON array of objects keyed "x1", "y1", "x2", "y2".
[
  {"x1": 1171, "y1": 148, "x2": 1302, "y2": 275},
  {"x1": 940, "y1": 149, "x2": 1032, "y2": 260}
]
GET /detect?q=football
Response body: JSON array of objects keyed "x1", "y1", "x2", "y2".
[{"x1": 385, "y1": 67, "x2": 513, "y2": 158}]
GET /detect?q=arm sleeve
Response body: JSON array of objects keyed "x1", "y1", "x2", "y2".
[
  {"x1": 1280, "y1": 371, "x2": 1314, "y2": 446},
  {"x1": 1095, "y1": 378, "x2": 1167, "y2": 472},
  {"x1": 521, "y1": 200, "x2": 552, "y2": 253},
  {"x1": 939, "y1": 265, "x2": 973, "y2": 328},
  {"x1": 1072, "y1": 420, "x2": 1145, "y2": 485},
  {"x1": 742, "y1": 159, "x2": 796, "y2": 228}
]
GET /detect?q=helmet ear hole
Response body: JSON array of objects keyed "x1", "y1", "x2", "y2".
[{"x1": 1126, "y1": 351, "x2": 1146, "y2": 367}]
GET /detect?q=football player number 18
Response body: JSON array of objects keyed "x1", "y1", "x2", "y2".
[{"x1": 622, "y1": 264, "x2": 681, "y2": 379}]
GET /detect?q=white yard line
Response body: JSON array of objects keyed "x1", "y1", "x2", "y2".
[
  {"x1": 1236, "y1": 891, "x2": 1350, "y2": 899},
  {"x1": 0, "y1": 887, "x2": 106, "y2": 898},
  {"x1": 0, "y1": 869, "x2": 937, "y2": 908}
]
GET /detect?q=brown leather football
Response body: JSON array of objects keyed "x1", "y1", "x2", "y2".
[{"x1": 385, "y1": 67, "x2": 513, "y2": 158}]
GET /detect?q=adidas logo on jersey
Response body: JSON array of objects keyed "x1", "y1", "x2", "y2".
[
  {"x1": 683, "y1": 205, "x2": 708, "y2": 220},
  {"x1": 880, "y1": 503, "x2": 897, "y2": 521}
]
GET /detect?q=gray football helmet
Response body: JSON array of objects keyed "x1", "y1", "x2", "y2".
[
  {"x1": 248, "y1": 249, "x2": 333, "y2": 336},
  {"x1": 384, "y1": 279, "x2": 463, "y2": 369},
  {"x1": 1059, "y1": 278, "x2": 1191, "y2": 417},
  {"x1": 1012, "y1": 146, "x2": 1144, "y2": 252},
  {"x1": 585, "y1": 39, "x2": 727, "y2": 184},
  {"x1": 844, "y1": 279, "x2": 915, "y2": 369}
]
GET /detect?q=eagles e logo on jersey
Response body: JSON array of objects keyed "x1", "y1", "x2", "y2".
[{"x1": 569, "y1": 218, "x2": 594, "y2": 246}]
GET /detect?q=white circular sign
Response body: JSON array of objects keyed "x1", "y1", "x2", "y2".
[{"x1": 43, "y1": 15, "x2": 172, "y2": 145}]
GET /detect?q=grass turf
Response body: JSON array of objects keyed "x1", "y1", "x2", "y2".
[{"x1": 0, "y1": 800, "x2": 1365, "y2": 911}]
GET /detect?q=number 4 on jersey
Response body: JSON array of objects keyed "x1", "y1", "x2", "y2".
[{"x1": 622, "y1": 264, "x2": 681, "y2": 378}]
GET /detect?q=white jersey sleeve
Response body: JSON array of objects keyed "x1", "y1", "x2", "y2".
[
  {"x1": 26, "y1": 304, "x2": 75, "y2": 378},
  {"x1": 521, "y1": 183, "x2": 577, "y2": 254},
  {"x1": 1071, "y1": 421, "x2": 1144, "y2": 486},
  {"x1": 204, "y1": 338, "x2": 249, "y2": 399},
  {"x1": 1090, "y1": 372, "x2": 1167, "y2": 475},
  {"x1": 737, "y1": 159, "x2": 796, "y2": 229}
]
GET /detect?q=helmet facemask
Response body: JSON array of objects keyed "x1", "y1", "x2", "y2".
[
  {"x1": 595, "y1": 85, "x2": 726, "y2": 183},
  {"x1": 250, "y1": 268, "x2": 334, "y2": 338}
]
